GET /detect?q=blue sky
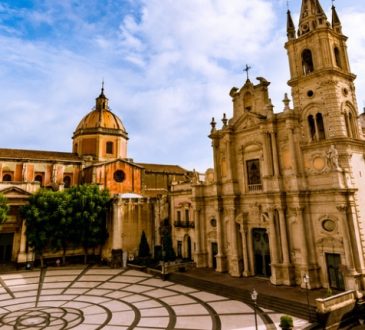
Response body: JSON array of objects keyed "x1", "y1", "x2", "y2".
[{"x1": 0, "y1": 0, "x2": 364, "y2": 172}]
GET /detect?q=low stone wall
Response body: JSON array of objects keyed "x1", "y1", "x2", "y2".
[
  {"x1": 316, "y1": 290, "x2": 357, "y2": 329},
  {"x1": 162, "y1": 261, "x2": 196, "y2": 274}
]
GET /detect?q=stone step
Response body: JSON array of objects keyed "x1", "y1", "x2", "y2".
[{"x1": 169, "y1": 272, "x2": 317, "y2": 322}]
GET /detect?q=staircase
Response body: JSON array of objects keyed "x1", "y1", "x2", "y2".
[{"x1": 169, "y1": 272, "x2": 318, "y2": 322}]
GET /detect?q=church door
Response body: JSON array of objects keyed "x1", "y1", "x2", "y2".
[
  {"x1": 0, "y1": 233, "x2": 13, "y2": 263},
  {"x1": 187, "y1": 236, "x2": 192, "y2": 260},
  {"x1": 211, "y1": 242, "x2": 218, "y2": 269},
  {"x1": 252, "y1": 228, "x2": 271, "y2": 277},
  {"x1": 326, "y1": 253, "x2": 345, "y2": 291}
]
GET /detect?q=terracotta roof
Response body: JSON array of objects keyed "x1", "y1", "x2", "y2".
[
  {"x1": 0, "y1": 148, "x2": 82, "y2": 162},
  {"x1": 137, "y1": 163, "x2": 188, "y2": 174}
]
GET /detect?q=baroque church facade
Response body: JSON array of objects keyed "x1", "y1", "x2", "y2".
[
  {"x1": 171, "y1": 0, "x2": 365, "y2": 293},
  {"x1": 0, "y1": 86, "x2": 190, "y2": 267},
  {"x1": 1, "y1": 0, "x2": 365, "y2": 294}
]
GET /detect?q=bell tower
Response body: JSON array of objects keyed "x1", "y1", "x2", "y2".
[{"x1": 285, "y1": 1, "x2": 361, "y2": 141}]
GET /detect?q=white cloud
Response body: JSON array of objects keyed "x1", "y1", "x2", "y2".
[{"x1": 0, "y1": 0, "x2": 364, "y2": 173}]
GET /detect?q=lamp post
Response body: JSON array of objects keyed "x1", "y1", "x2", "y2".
[
  {"x1": 251, "y1": 289, "x2": 258, "y2": 330},
  {"x1": 303, "y1": 274, "x2": 310, "y2": 321}
]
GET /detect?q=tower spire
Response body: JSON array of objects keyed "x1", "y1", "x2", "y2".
[
  {"x1": 287, "y1": 9, "x2": 296, "y2": 40},
  {"x1": 96, "y1": 82, "x2": 108, "y2": 112},
  {"x1": 331, "y1": 2, "x2": 342, "y2": 34},
  {"x1": 298, "y1": 0, "x2": 328, "y2": 36}
]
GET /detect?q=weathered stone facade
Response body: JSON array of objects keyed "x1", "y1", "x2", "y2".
[{"x1": 170, "y1": 1, "x2": 365, "y2": 293}]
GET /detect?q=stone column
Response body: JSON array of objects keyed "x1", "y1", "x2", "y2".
[
  {"x1": 261, "y1": 131, "x2": 271, "y2": 176},
  {"x1": 296, "y1": 207, "x2": 308, "y2": 268},
  {"x1": 268, "y1": 210, "x2": 280, "y2": 284},
  {"x1": 278, "y1": 208, "x2": 290, "y2": 264},
  {"x1": 241, "y1": 225, "x2": 250, "y2": 276},
  {"x1": 337, "y1": 205, "x2": 355, "y2": 270},
  {"x1": 228, "y1": 208, "x2": 240, "y2": 277},
  {"x1": 112, "y1": 198, "x2": 124, "y2": 251},
  {"x1": 270, "y1": 132, "x2": 280, "y2": 176},
  {"x1": 215, "y1": 206, "x2": 227, "y2": 272},
  {"x1": 278, "y1": 208, "x2": 295, "y2": 285},
  {"x1": 194, "y1": 208, "x2": 207, "y2": 267},
  {"x1": 287, "y1": 124, "x2": 298, "y2": 174},
  {"x1": 345, "y1": 197, "x2": 365, "y2": 291}
]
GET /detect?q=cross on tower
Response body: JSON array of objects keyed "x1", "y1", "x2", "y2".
[
  {"x1": 331, "y1": 0, "x2": 335, "y2": 6},
  {"x1": 243, "y1": 64, "x2": 252, "y2": 80}
]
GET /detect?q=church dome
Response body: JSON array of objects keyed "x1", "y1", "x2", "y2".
[{"x1": 73, "y1": 87, "x2": 128, "y2": 139}]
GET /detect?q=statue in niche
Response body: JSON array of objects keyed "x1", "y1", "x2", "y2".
[{"x1": 327, "y1": 145, "x2": 340, "y2": 170}]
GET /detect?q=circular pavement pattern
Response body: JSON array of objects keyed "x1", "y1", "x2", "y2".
[{"x1": 0, "y1": 266, "x2": 307, "y2": 329}]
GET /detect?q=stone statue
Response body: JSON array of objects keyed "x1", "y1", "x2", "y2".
[{"x1": 327, "y1": 145, "x2": 340, "y2": 170}]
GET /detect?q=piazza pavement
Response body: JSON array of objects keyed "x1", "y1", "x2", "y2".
[{"x1": 0, "y1": 265, "x2": 310, "y2": 329}]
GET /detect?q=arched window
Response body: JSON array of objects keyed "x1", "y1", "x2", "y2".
[
  {"x1": 73, "y1": 143, "x2": 78, "y2": 153},
  {"x1": 334, "y1": 47, "x2": 342, "y2": 68},
  {"x1": 302, "y1": 49, "x2": 314, "y2": 75},
  {"x1": 106, "y1": 141, "x2": 113, "y2": 154},
  {"x1": 316, "y1": 113, "x2": 325, "y2": 140},
  {"x1": 345, "y1": 111, "x2": 358, "y2": 138},
  {"x1": 63, "y1": 176, "x2": 71, "y2": 188},
  {"x1": 34, "y1": 175, "x2": 43, "y2": 187},
  {"x1": 2, "y1": 174, "x2": 12, "y2": 182},
  {"x1": 308, "y1": 115, "x2": 316, "y2": 141}
]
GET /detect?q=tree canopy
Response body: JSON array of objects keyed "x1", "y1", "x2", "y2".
[
  {"x1": 0, "y1": 193, "x2": 9, "y2": 224},
  {"x1": 20, "y1": 184, "x2": 110, "y2": 266}
]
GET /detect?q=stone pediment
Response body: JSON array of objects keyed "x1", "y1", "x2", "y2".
[
  {"x1": 233, "y1": 112, "x2": 265, "y2": 130},
  {"x1": 0, "y1": 186, "x2": 32, "y2": 198}
]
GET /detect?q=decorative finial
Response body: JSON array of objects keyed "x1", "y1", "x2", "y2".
[
  {"x1": 222, "y1": 113, "x2": 228, "y2": 127},
  {"x1": 210, "y1": 117, "x2": 216, "y2": 132},
  {"x1": 101, "y1": 79, "x2": 105, "y2": 95},
  {"x1": 243, "y1": 64, "x2": 252, "y2": 81},
  {"x1": 332, "y1": 0, "x2": 335, "y2": 7},
  {"x1": 283, "y1": 93, "x2": 291, "y2": 111},
  {"x1": 286, "y1": 0, "x2": 289, "y2": 10}
]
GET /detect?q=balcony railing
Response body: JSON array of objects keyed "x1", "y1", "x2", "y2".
[
  {"x1": 248, "y1": 183, "x2": 263, "y2": 192},
  {"x1": 174, "y1": 220, "x2": 195, "y2": 229}
]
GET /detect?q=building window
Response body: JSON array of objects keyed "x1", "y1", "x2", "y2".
[
  {"x1": 177, "y1": 210, "x2": 181, "y2": 222},
  {"x1": 185, "y1": 209, "x2": 190, "y2": 222},
  {"x1": 316, "y1": 113, "x2": 326, "y2": 140},
  {"x1": 344, "y1": 111, "x2": 357, "y2": 138},
  {"x1": 113, "y1": 170, "x2": 125, "y2": 182},
  {"x1": 106, "y1": 141, "x2": 113, "y2": 154},
  {"x1": 34, "y1": 174, "x2": 43, "y2": 187},
  {"x1": 246, "y1": 159, "x2": 262, "y2": 191},
  {"x1": 302, "y1": 49, "x2": 314, "y2": 75},
  {"x1": 63, "y1": 175, "x2": 71, "y2": 188},
  {"x1": 177, "y1": 241, "x2": 182, "y2": 258},
  {"x1": 2, "y1": 174, "x2": 12, "y2": 182},
  {"x1": 308, "y1": 113, "x2": 326, "y2": 141},
  {"x1": 308, "y1": 115, "x2": 316, "y2": 141},
  {"x1": 334, "y1": 47, "x2": 342, "y2": 68}
]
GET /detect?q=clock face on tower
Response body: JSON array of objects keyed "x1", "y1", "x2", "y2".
[{"x1": 113, "y1": 170, "x2": 125, "y2": 183}]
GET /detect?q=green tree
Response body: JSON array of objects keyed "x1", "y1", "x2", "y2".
[
  {"x1": 67, "y1": 184, "x2": 110, "y2": 264},
  {"x1": 138, "y1": 231, "x2": 150, "y2": 258},
  {"x1": 47, "y1": 191, "x2": 72, "y2": 265},
  {"x1": 0, "y1": 193, "x2": 9, "y2": 224},
  {"x1": 20, "y1": 189, "x2": 59, "y2": 267},
  {"x1": 159, "y1": 218, "x2": 176, "y2": 261}
]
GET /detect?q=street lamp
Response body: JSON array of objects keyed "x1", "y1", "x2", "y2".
[
  {"x1": 303, "y1": 274, "x2": 310, "y2": 321},
  {"x1": 251, "y1": 289, "x2": 258, "y2": 330}
]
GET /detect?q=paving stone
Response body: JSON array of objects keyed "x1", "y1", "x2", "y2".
[{"x1": 0, "y1": 266, "x2": 310, "y2": 329}]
